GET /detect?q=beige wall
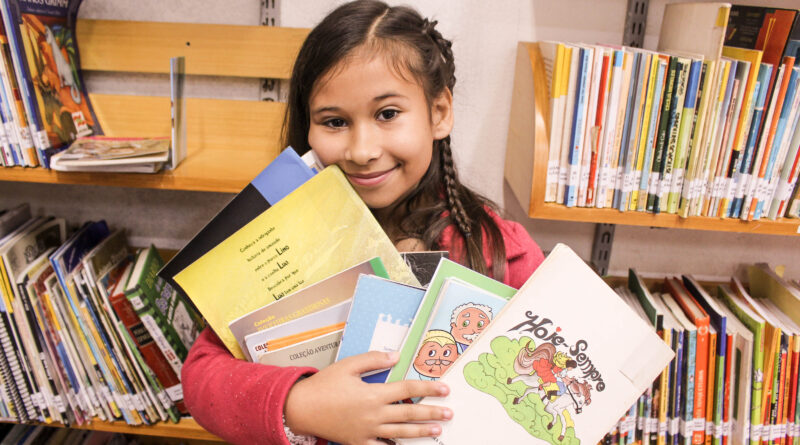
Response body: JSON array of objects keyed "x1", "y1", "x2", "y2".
[{"x1": 1, "y1": 0, "x2": 798, "y2": 281}]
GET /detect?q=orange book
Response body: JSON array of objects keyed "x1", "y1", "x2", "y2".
[
  {"x1": 667, "y1": 277, "x2": 710, "y2": 445},
  {"x1": 722, "y1": 334, "x2": 733, "y2": 445},
  {"x1": 705, "y1": 328, "x2": 718, "y2": 445}
]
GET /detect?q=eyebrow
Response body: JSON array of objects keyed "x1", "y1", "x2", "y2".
[{"x1": 311, "y1": 92, "x2": 407, "y2": 115}]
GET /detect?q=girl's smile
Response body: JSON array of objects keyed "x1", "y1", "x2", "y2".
[{"x1": 345, "y1": 164, "x2": 399, "y2": 187}]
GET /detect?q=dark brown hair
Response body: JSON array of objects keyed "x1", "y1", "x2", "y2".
[{"x1": 282, "y1": 0, "x2": 506, "y2": 281}]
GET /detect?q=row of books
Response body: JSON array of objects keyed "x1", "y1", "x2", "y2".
[
  {"x1": 0, "y1": 203, "x2": 204, "y2": 427},
  {"x1": 604, "y1": 265, "x2": 800, "y2": 445},
  {"x1": 0, "y1": 423, "x2": 140, "y2": 445},
  {"x1": 0, "y1": 0, "x2": 101, "y2": 169},
  {"x1": 159, "y1": 146, "x2": 672, "y2": 444},
  {"x1": 542, "y1": 3, "x2": 800, "y2": 221}
]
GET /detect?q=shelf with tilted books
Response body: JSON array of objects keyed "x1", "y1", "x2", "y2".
[
  {"x1": 0, "y1": 19, "x2": 310, "y2": 193},
  {"x1": 504, "y1": 41, "x2": 800, "y2": 237},
  {"x1": 0, "y1": 418, "x2": 225, "y2": 443}
]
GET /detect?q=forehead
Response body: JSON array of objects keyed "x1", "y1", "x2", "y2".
[
  {"x1": 310, "y1": 49, "x2": 423, "y2": 103},
  {"x1": 459, "y1": 307, "x2": 487, "y2": 317}
]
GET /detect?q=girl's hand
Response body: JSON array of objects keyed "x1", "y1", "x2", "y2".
[{"x1": 284, "y1": 351, "x2": 452, "y2": 445}]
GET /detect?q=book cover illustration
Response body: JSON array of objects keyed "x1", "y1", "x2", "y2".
[
  {"x1": 404, "y1": 278, "x2": 508, "y2": 382},
  {"x1": 335, "y1": 274, "x2": 425, "y2": 384},
  {"x1": 397, "y1": 244, "x2": 674, "y2": 445},
  {"x1": 400, "y1": 251, "x2": 448, "y2": 288},
  {"x1": 174, "y1": 166, "x2": 419, "y2": 359}
]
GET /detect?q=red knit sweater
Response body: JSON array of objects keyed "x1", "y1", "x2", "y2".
[{"x1": 181, "y1": 214, "x2": 544, "y2": 444}]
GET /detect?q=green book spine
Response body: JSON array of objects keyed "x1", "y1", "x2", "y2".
[{"x1": 648, "y1": 56, "x2": 678, "y2": 212}]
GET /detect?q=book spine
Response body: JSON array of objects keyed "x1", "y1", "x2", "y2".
[
  {"x1": 619, "y1": 52, "x2": 648, "y2": 211},
  {"x1": 696, "y1": 62, "x2": 734, "y2": 217},
  {"x1": 668, "y1": 59, "x2": 702, "y2": 214},
  {"x1": 684, "y1": 330, "x2": 698, "y2": 445},
  {"x1": 679, "y1": 60, "x2": 714, "y2": 219},
  {"x1": 565, "y1": 47, "x2": 591, "y2": 207},
  {"x1": 0, "y1": 37, "x2": 33, "y2": 167},
  {"x1": 639, "y1": 58, "x2": 667, "y2": 212},
  {"x1": 597, "y1": 50, "x2": 625, "y2": 209},
  {"x1": 578, "y1": 47, "x2": 602, "y2": 207},
  {"x1": 658, "y1": 58, "x2": 690, "y2": 214},
  {"x1": 109, "y1": 290, "x2": 185, "y2": 413},
  {"x1": 545, "y1": 43, "x2": 567, "y2": 203},
  {"x1": 125, "y1": 289, "x2": 183, "y2": 378},
  {"x1": 648, "y1": 57, "x2": 677, "y2": 213},
  {"x1": 557, "y1": 46, "x2": 580, "y2": 204}
]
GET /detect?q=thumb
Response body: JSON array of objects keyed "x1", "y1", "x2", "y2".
[{"x1": 338, "y1": 350, "x2": 399, "y2": 376}]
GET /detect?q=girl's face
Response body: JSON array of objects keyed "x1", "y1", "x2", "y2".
[{"x1": 307, "y1": 51, "x2": 453, "y2": 209}]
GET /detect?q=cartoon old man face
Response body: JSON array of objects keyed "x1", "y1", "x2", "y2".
[
  {"x1": 413, "y1": 330, "x2": 458, "y2": 379},
  {"x1": 450, "y1": 303, "x2": 493, "y2": 352}
]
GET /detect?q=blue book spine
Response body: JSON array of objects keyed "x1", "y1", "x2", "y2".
[
  {"x1": 732, "y1": 64, "x2": 772, "y2": 218},
  {"x1": 671, "y1": 330, "x2": 685, "y2": 445},
  {"x1": 683, "y1": 330, "x2": 697, "y2": 445},
  {"x1": 754, "y1": 67, "x2": 800, "y2": 219},
  {"x1": 566, "y1": 47, "x2": 591, "y2": 207}
]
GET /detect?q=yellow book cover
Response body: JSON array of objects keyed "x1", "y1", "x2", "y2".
[
  {"x1": 545, "y1": 42, "x2": 567, "y2": 203},
  {"x1": 630, "y1": 53, "x2": 660, "y2": 211},
  {"x1": 175, "y1": 166, "x2": 419, "y2": 359},
  {"x1": 657, "y1": 328, "x2": 671, "y2": 445},
  {"x1": 718, "y1": 46, "x2": 763, "y2": 215}
]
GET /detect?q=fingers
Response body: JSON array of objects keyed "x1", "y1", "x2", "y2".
[
  {"x1": 381, "y1": 379, "x2": 450, "y2": 403},
  {"x1": 375, "y1": 422, "x2": 443, "y2": 441},
  {"x1": 337, "y1": 351, "x2": 400, "y2": 376},
  {"x1": 382, "y1": 402, "x2": 453, "y2": 423}
]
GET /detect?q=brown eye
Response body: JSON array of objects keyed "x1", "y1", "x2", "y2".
[
  {"x1": 377, "y1": 109, "x2": 399, "y2": 121},
  {"x1": 324, "y1": 118, "x2": 346, "y2": 128}
]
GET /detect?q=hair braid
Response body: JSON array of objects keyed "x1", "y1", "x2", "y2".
[{"x1": 439, "y1": 137, "x2": 472, "y2": 238}]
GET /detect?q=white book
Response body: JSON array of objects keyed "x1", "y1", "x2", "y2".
[
  {"x1": 578, "y1": 45, "x2": 603, "y2": 207},
  {"x1": 397, "y1": 244, "x2": 673, "y2": 445},
  {"x1": 596, "y1": 49, "x2": 626, "y2": 209},
  {"x1": 542, "y1": 41, "x2": 567, "y2": 203}
]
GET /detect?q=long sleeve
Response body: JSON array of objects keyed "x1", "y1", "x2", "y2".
[{"x1": 182, "y1": 327, "x2": 320, "y2": 445}]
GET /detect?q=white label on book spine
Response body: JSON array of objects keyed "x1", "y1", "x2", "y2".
[
  {"x1": 31, "y1": 392, "x2": 44, "y2": 410},
  {"x1": 140, "y1": 313, "x2": 183, "y2": 376},
  {"x1": 133, "y1": 394, "x2": 146, "y2": 412},
  {"x1": 129, "y1": 295, "x2": 145, "y2": 311},
  {"x1": 53, "y1": 395, "x2": 66, "y2": 413},
  {"x1": 751, "y1": 424, "x2": 762, "y2": 441},
  {"x1": 165, "y1": 383, "x2": 183, "y2": 402},
  {"x1": 548, "y1": 161, "x2": 560, "y2": 179},
  {"x1": 3, "y1": 123, "x2": 16, "y2": 145},
  {"x1": 693, "y1": 418, "x2": 705, "y2": 435},
  {"x1": 670, "y1": 418, "x2": 680, "y2": 435},
  {"x1": 780, "y1": 423, "x2": 788, "y2": 439},
  {"x1": 794, "y1": 423, "x2": 800, "y2": 437},
  {"x1": 660, "y1": 173, "x2": 672, "y2": 198},
  {"x1": 681, "y1": 419, "x2": 691, "y2": 436},
  {"x1": 672, "y1": 169, "x2": 685, "y2": 194},
  {"x1": 756, "y1": 178, "x2": 770, "y2": 201},
  {"x1": 659, "y1": 421, "x2": 668, "y2": 436},
  {"x1": 639, "y1": 416, "x2": 646, "y2": 430},
  {"x1": 777, "y1": 182, "x2": 792, "y2": 202},
  {"x1": 706, "y1": 421, "x2": 714, "y2": 435},
  {"x1": 156, "y1": 390, "x2": 172, "y2": 409},
  {"x1": 568, "y1": 166, "x2": 580, "y2": 185},
  {"x1": 649, "y1": 173, "x2": 660, "y2": 196},
  {"x1": 558, "y1": 167, "x2": 568, "y2": 185},
  {"x1": 623, "y1": 172, "x2": 635, "y2": 193},
  {"x1": 723, "y1": 421, "x2": 731, "y2": 437},
  {"x1": 34, "y1": 130, "x2": 49, "y2": 150},
  {"x1": 648, "y1": 418, "x2": 658, "y2": 433},
  {"x1": 714, "y1": 422, "x2": 723, "y2": 438},
  {"x1": 736, "y1": 174, "x2": 750, "y2": 199}
]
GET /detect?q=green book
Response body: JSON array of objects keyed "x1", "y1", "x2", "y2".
[
  {"x1": 647, "y1": 56, "x2": 678, "y2": 212},
  {"x1": 717, "y1": 280, "x2": 765, "y2": 445},
  {"x1": 385, "y1": 258, "x2": 516, "y2": 383},
  {"x1": 124, "y1": 246, "x2": 203, "y2": 373}
]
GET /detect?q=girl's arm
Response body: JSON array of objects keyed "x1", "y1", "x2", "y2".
[
  {"x1": 182, "y1": 327, "x2": 318, "y2": 445},
  {"x1": 184, "y1": 329, "x2": 453, "y2": 445}
]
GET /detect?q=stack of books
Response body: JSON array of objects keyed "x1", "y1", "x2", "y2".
[
  {"x1": 0, "y1": 0, "x2": 102, "y2": 169},
  {"x1": 0, "y1": 202, "x2": 203, "y2": 427},
  {"x1": 162, "y1": 148, "x2": 673, "y2": 444},
  {"x1": 609, "y1": 264, "x2": 800, "y2": 445},
  {"x1": 541, "y1": 3, "x2": 800, "y2": 221}
]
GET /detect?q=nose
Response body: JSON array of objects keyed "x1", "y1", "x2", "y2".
[{"x1": 345, "y1": 123, "x2": 381, "y2": 165}]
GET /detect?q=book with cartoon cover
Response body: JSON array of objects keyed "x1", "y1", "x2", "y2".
[{"x1": 397, "y1": 244, "x2": 673, "y2": 445}]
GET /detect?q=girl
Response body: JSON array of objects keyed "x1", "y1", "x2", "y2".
[{"x1": 182, "y1": 2, "x2": 545, "y2": 444}]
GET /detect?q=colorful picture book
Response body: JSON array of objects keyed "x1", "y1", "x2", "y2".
[{"x1": 396, "y1": 244, "x2": 674, "y2": 445}]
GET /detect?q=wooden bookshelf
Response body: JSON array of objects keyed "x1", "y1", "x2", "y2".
[
  {"x1": 1, "y1": 418, "x2": 225, "y2": 442},
  {"x1": 504, "y1": 41, "x2": 800, "y2": 237},
  {"x1": 0, "y1": 19, "x2": 311, "y2": 193}
]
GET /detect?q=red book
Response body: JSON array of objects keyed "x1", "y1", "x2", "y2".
[
  {"x1": 107, "y1": 262, "x2": 187, "y2": 414},
  {"x1": 667, "y1": 277, "x2": 710, "y2": 445}
]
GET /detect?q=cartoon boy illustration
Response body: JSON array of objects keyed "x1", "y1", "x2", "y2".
[
  {"x1": 449, "y1": 303, "x2": 493, "y2": 354},
  {"x1": 534, "y1": 350, "x2": 578, "y2": 401},
  {"x1": 412, "y1": 329, "x2": 458, "y2": 380}
]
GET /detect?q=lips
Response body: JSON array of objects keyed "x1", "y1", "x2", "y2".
[{"x1": 346, "y1": 166, "x2": 397, "y2": 187}]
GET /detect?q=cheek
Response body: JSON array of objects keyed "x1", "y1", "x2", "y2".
[{"x1": 307, "y1": 128, "x2": 343, "y2": 165}]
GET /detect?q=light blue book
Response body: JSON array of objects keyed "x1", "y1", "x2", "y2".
[
  {"x1": 565, "y1": 46, "x2": 592, "y2": 207},
  {"x1": 335, "y1": 275, "x2": 424, "y2": 384},
  {"x1": 731, "y1": 63, "x2": 772, "y2": 218},
  {"x1": 402, "y1": 278, "x2": 508, "y2": 383},
  {"x1": 616, "y1": 51, "x2": 645, "y2": 211},
  {"x1": 754, "y1": 66, "x2": 800, "y2": 219}
]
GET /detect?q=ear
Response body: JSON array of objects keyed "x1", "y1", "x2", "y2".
[{"x1": 431, "y1": 88, "x2": 454, "y2": 140}]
